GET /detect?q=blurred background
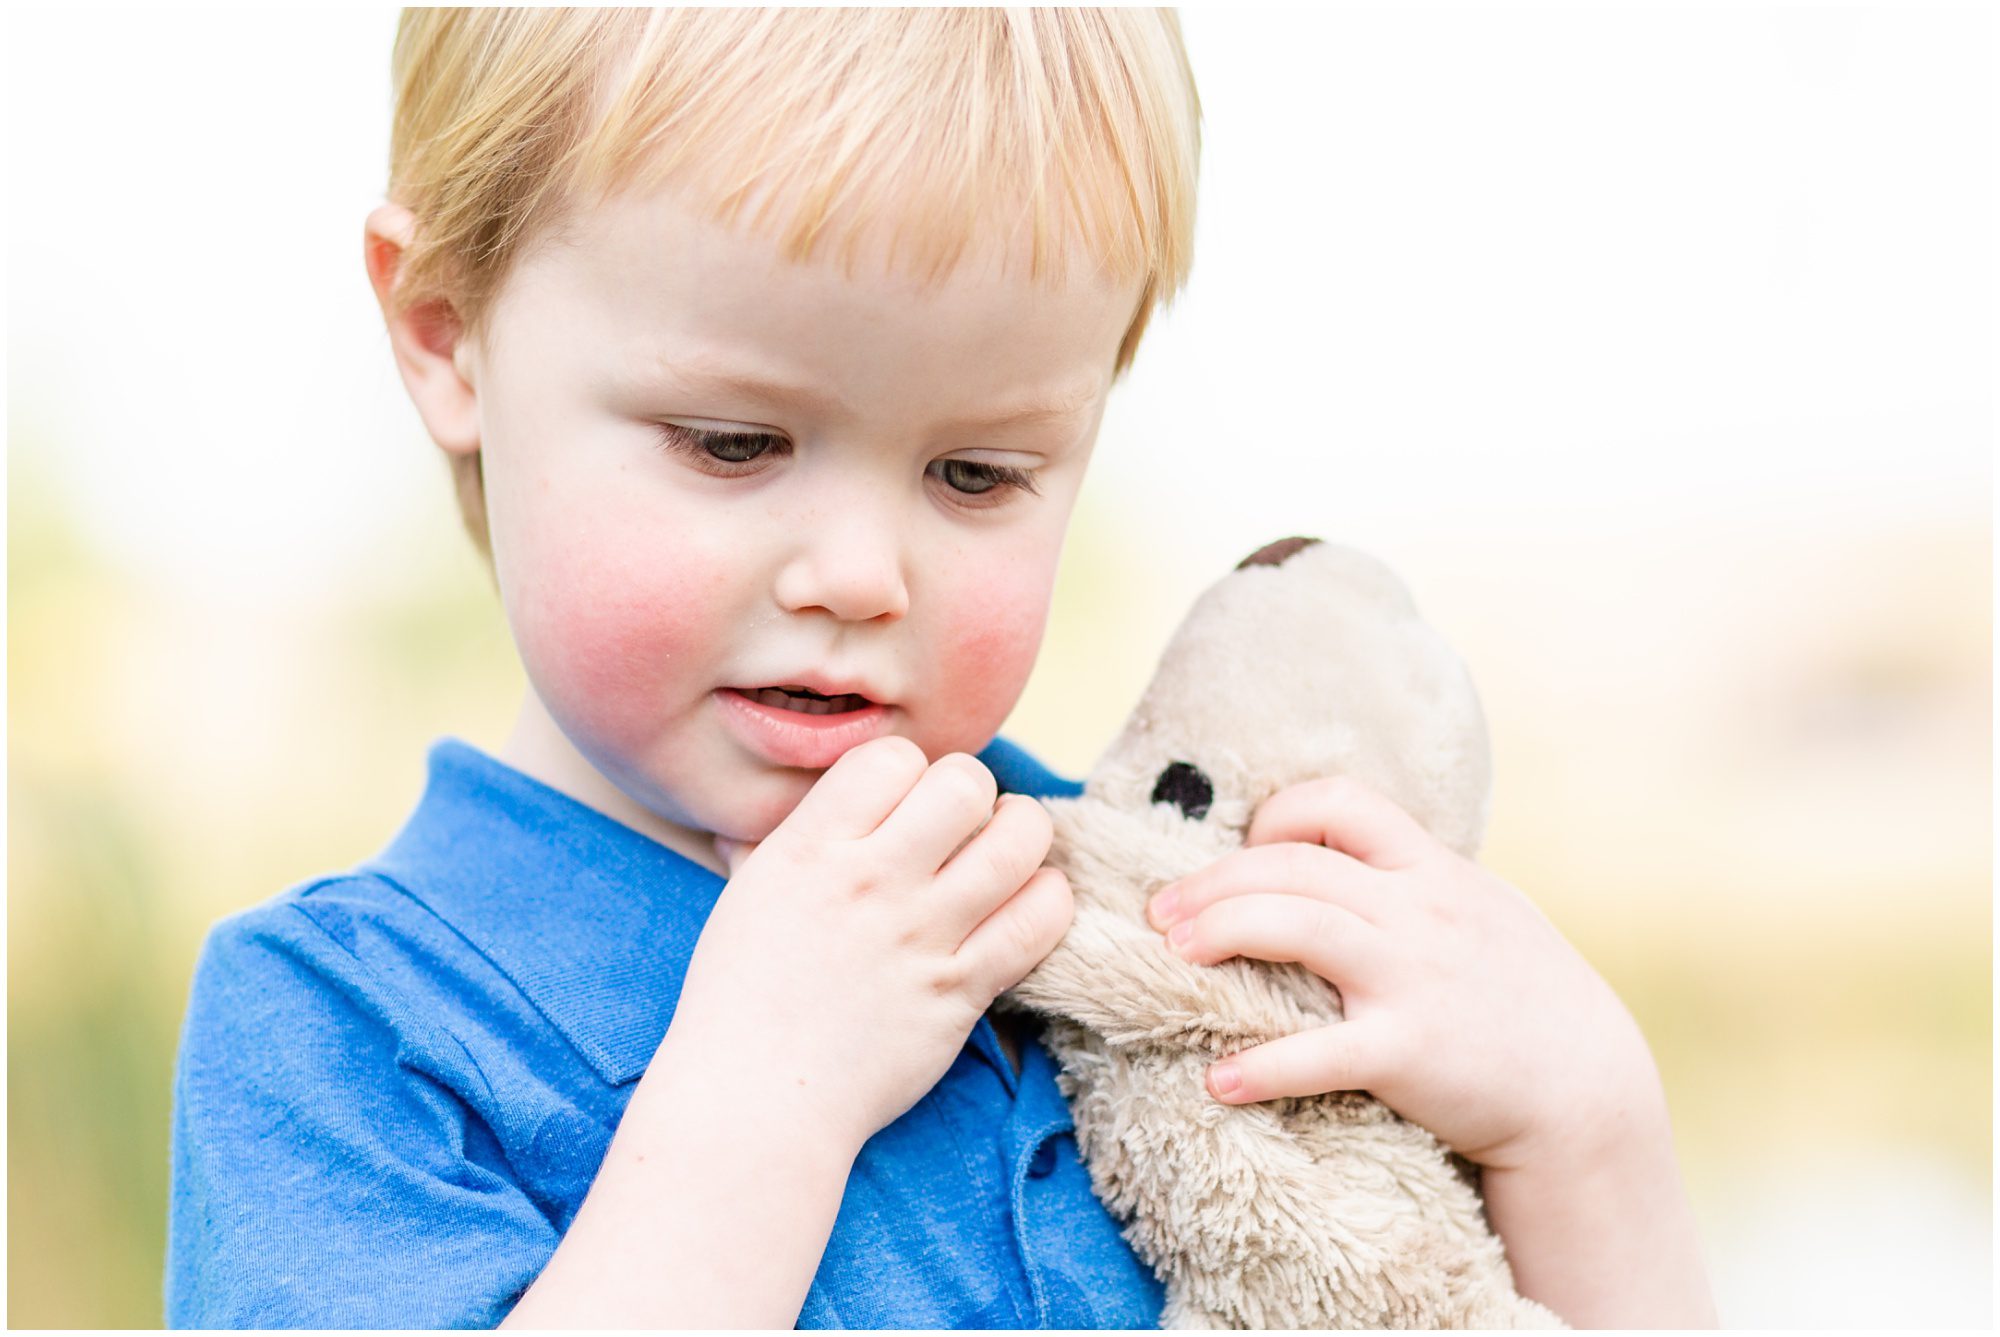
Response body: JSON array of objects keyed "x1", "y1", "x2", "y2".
[{"x1": 7, "y1": 4, "x2": 1990, "y2": 1327}]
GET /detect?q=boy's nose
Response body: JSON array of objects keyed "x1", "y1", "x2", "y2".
[{"x1": 772, "y1": 514, "x2": 911, "y2": 623}]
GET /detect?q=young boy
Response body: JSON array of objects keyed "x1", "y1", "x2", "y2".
[{"x1": 168, "y1": 9, "x2": 1714, "y2": 1328}]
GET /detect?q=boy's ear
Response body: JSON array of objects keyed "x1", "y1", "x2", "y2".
[{"x1": 364, "y1": 203, "x2": 479, "y2": 457}]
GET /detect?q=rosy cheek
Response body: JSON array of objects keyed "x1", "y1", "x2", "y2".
[
  {"x1": 511, "y1": 541, "x2": 726, "y2": 747},
  {"x1": 927, "y1": 575, "x2": 1050, "y2": 753}
]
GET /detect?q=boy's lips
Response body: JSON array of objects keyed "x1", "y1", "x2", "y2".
[
  {"x1": 712, "y1": 686, "x2": 893, "y2": 770},
  {"x1": 729, "y1": 671, "x2": 892, "y2": 704}
]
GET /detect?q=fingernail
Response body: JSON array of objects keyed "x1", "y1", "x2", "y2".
[
  {"x1": 1147, "y1": 888, "x2": 1179, "y2": 928},
  {"x1": 1168, "y1": 920, "x2": 1194, "y2": 950},
  {"x1": 1209, "y1": 1063, "x2": 1242, "y2": 1097}
]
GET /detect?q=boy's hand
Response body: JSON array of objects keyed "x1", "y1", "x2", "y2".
[
  {"x1": 1146, "y1": 775, "x2": 1661, "y2": 1171},
  {"x1": 664, "y1": 737, "x2": 1072, "y2": 1155}
]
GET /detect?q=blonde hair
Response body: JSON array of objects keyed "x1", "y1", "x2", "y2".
[{"x1": 385, "y1": 8, "x2": 1202, "y2": 562}]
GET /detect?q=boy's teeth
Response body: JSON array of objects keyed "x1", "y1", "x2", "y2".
[{"x1": 749, "y1": 687, "x2": 868, "y2": 715}]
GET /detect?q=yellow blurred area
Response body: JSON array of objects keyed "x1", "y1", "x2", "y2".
[{"x1": 9, "y1": 450, "x2": 1990, "y2": 1325}]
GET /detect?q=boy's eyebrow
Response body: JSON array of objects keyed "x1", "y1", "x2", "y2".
[{"x1": 626, "y1": 356, "x2": 1101, "y2": 429}]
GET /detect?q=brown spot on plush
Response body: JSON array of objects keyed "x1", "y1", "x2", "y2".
[{"x1": 1236, "y1": 536, "x2": 1322, "y2": 570}]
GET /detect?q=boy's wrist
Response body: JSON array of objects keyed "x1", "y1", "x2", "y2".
[
  {"x1": 1532, "y1": 1040, "x2": 1670, "y2": 1173},
  {"x1": 1481, "y1": 1081, "x2": 1716, "y2": 1327},
  {"x1": 512, "y1": 1028, "x2": 868, "y2": 1329},
  {"x1": 640, "y1": 1020, "x2": 877, "y2": 1165},
  {"x1": 1492, "y1": 1077, "x2": 1673, "y2": 1202},
  {"x1": 1490, "y1": 1000, "x2": 1667, "y2": 1174}
]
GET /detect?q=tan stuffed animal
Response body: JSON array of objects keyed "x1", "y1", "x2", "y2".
[{"x1": 996, "y1": 537, "x2": 1563, "y2": 1329}]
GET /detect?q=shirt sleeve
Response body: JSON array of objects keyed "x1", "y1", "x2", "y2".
[{"x1": 167, "y1": 905, "x2": 561, "y2": 1328}]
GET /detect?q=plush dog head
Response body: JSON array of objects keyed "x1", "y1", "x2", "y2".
[
  {"x1": 1084, "y1": 537, "x2": 1492, "y2": 860},
  {"x1": 1008, "y1": 536, "x2": 1496, "y2": 1038}
]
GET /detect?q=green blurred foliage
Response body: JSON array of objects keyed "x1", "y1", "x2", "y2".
[
  {"x1": 11, "y1": 459, "x2": 170, "y2": 1326},
  {"x1": 7, "y1": 455, "x2": 521, "y2": 1327}
]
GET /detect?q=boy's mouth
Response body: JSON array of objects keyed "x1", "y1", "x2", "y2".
[
  {"x1": 736, "y1": 685, "x2": 875, "y2": 716},
  {"x1": 715, "y1": 682, "x2": 894, "y2": 769}
]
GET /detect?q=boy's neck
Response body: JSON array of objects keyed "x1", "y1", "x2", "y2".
[{"x1": 499, "y1": 692, "x2": 729, "y2": 878}]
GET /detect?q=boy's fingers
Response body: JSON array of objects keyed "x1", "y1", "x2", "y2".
[
  {"x1": 1245, "y1": 775, "x2": 1435, "y2": 871},
  {"x1": 867, "y1": 752, "x2": 1001, "y2": 874},
  {"x1": 1168, "y1": 893, "x2": 1387, "y2": 995},
  {"x1": 1206, "y1": 1019, "x2": 1390, "y2": 1105},
  {"x1": 959, "y1": 865, "x2": 1073, "y2": 1002},
  {"x1": 935, "y1": 794, "x2": 1054, "y2": 922},
  {"x1": 1150, "y1": 841, "x2": 1386, "y2": 929},
  {"x1": 781, "y1": 735, "x2": 932, "y2": 840}
]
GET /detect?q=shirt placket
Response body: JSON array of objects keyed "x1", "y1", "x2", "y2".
[{"x1": 1001, "y1": 1034, "x2": 1099, "y2": 1329}]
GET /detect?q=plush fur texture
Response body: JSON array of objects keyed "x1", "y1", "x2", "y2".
[{"x1": 996, "y1": 540, "x2": 1563, "y2": 1329}]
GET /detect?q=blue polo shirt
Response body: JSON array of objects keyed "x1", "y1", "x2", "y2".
[{"x1": 166, "y1": 736, "x2": 1165, "y2": 1329}]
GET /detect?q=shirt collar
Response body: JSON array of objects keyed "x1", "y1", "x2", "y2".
[{"x1": 360, "y1": 736, "x2": 1080, "y2": 1087}]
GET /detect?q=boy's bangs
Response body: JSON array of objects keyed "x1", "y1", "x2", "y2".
[{"x1": 569, "y1": 9, "x2": 1199, "y2": 295}]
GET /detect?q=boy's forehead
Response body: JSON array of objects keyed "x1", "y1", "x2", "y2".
[{"x1": 505, "y1": 183, "x2": 1139, "y2": 415}]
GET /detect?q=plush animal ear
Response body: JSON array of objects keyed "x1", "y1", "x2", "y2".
[
  {"x1": 1150, "y1": 761, "x2": 1214, "y2": 819},
  {"x1": 1236, "y1": 536, "x2": 1323, "y2": 570}
]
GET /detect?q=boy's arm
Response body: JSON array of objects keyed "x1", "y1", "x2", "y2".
[
  {"x1": 500, "y1": 1022, "x2": 864, "y2": 1328},
  {"x1": 1482, "y1": 1060, "x2": 1719, "y2": 1327}
]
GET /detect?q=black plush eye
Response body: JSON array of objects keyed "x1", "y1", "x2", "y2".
[{"x1": 1150, "y1": 761, "x2": 1214, "y2": 820}]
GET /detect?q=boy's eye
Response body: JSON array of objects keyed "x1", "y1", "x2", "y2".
[
  {"x1": 655, "y1": 422, "x2": 785, "y2": 468},
  {"x1": 928, "y1": 458, "x2": 1040, "y2": 499},
  {"x1": 656, "y1": 422, "x2": 1039, "y2": 502},
  {"x1": 702, "y1": 432, "x2": 776, "y2": 463}
]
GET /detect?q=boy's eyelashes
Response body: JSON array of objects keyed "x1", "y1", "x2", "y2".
[
  {"x1": 651, "y1": 421, "x2": 1041, "y2": 501},
  {"x1": 930, "y1": 457, "x2": 1041, "y2": 498},
  {"x1": 656, "y1": 421, "x2": 779, "y2": 464}
]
